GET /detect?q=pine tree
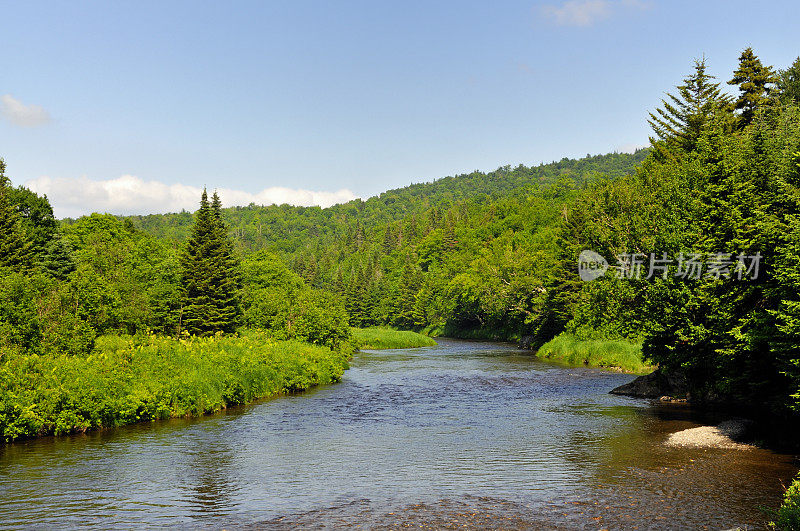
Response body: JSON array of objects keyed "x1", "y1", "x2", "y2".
[
  {"x1": 0, "y1": 159, "x2": 34, "y2": 272},
  {"x1": 728, "y1": 47, "x2": 778, "y2": 127},
  {"x1": 648, "y1": 58, "x2": 731, "y2": 159},
  {"x1": 179, "y1": 189, "x2": 241, "y2": 336}
]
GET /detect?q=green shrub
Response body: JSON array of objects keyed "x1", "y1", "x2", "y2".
[
  {"x1": 241, "y1": 251, "x2": 351, "y2": 350},
  {"x1": 773, "y1": 475, "x2": 800, "y2": 530}
]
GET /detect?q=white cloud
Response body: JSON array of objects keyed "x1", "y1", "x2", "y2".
[
  {"x1": 0, "y1": 94, "x2": 51, "y2": 127},
  {"x1": 24, "y1": 174, "x2": 359, "y2": 218},
  {"x1": 615, "y1": 142, "x2": 648, "y2": 154},
  {"x1": 541, "y1": 0, "x2": 647, "y2": 27}
]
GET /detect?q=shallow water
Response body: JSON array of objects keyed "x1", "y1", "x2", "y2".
[{"x1": 0, "y1": 339, "x2": 795, "y2": 528}]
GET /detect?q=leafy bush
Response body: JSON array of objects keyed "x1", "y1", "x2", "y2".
[
  {"x1": 0, "y1": 331, "x2": 349, "y2": 441},
  {"x1": 773, "y1": 475, "x2": 800, "y2": 530},
  {"x1": 242, "y1": 251, "x2": 351, "y2": 349}
]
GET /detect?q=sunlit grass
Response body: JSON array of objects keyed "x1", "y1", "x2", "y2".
[
  {"x1": 351, "y1": 327, "x2": 437, "y2": 350},
  {"x1": 536, "y1": 333, "x2": 650, "y2": 374},
  {"x1": 0, "y1": 330, "x2": 350, "y2": 441}
]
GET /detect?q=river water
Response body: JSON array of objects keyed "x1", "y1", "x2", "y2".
[{"x1": 0, "y1": 339, "x2": 796, "y2": 529}]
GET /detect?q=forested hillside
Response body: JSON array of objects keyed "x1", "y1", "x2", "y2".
[
  {"x1": 116, "y1": 150, "x2": 647, "y2": 341},
  {"x1": 119, "y1": 151, "x2": 646, "y2": 250},
  {"x1": 4, "y1": 47, "x2": 800, "y2": 442},
  {"x1": 117, "y1": 48, "x2": 800, "y2": 419}
]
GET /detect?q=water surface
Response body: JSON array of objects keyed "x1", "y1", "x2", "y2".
[{"x1": 0, "y1": 339, "x2": 795, "y2": 528}]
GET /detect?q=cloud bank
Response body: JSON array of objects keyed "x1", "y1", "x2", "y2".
[
  {"x1": 1, "y1": 94, "x2": 51, "y2": 127},
  {"x1": 24, "y1": 174, "x2": 359, "y2": 218},
  {"x1": 541, "y1": 0, "x2": 647, "y2": 27},
  {"x1": 615, "y1": 142, "x2": 649, "y2": 154}
]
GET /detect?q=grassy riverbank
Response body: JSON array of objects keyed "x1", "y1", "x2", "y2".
[
  {"x1": 0, "y1": 330, "x2": 350, "y2": 442},
  {"x1": 351, "y1": 327, "x2": 437, "y2": 350},
  {"x1": 536, "y1": 333, "x2": 650, "y2": 374}
]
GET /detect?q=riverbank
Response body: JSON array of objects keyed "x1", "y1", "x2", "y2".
[
  {"x1": 351, "y1": 327, "x2": 437, "y2": 350},
  {"x1": 0, "y1": 330, "x2": 350, "y2": 442},
  {"x1": 535, "y1": 333, "x2": 650, "y2": 374},
  {"x1": 0, "y1": 338, "x2": 792, "y2": 528}
]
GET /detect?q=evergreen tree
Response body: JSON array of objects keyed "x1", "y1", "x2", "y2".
[
  {"x1": 382, "y1": 224, "x2": 395, "y2": 253},
  {"x1": 728, "y1": 47, "x2": 778, "y2": 127},
  {"x1": 6, "y1": 185, "x2": 58, "y2": 259},
  {"x1": 180, "y1": 189, "x2": 241, "y2": 335},
  {"x1": 648, "y1": 58, "x2": 731, "y2": 159},
  {"x1": 778, "y1": 56, "x2": 800, "y2": 105},
  {"x1": 442, "y1": 212, "x2": 457, "y2": 251},
  {"x1": 40, "y1": 234, "x2": 76, "y2": 280},
  {"x1": 0, "y1": 160, "x2": 34, "y2": 272},
  {"x1": 393, "y1": 258, "x2": 421, "y2": 328}
]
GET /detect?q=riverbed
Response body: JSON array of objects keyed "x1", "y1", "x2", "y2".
[{"x1": 0, "y1": 339, "x2": 795, "y2": 528}]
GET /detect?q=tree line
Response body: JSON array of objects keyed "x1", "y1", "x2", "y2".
[{"x1": 3, "y1": 46, "x2": 800, "y2": 419}]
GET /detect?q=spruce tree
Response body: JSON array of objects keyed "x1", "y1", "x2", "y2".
[
  {"x1": 648, "y1": 58, "x2": 731, "y2": 159},
  {"x1": 778, "y1": 56, "x2": 800, "y2": 105},
  {"x1": 0, "y1": 159, "x2": 34, "y2": 272},
  {"x1": 180, "y1": 189, "x2": 241, "y2": 335},
  {"x1": 728, "y1": 47, "x2": 778, "y2": 127},
  {"x1": 40, "y1": 234, "x2": 76, "y2": 280}
]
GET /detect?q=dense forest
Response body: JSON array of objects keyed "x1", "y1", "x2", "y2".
[{"x1": 3, "y1": 47, "x2": 800, "y2": 449}]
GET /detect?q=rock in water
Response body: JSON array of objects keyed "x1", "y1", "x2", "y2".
[
  {"x1": 665, "y1": 419, "x2": 754, "y2": 449},
  {"x1": 609, "y1": 369, "x2": 687, "y2": 399}
]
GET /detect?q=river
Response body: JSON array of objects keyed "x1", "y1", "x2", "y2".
[{"x1": 0, "y1": 339, "x2": 796, "y2": 529}]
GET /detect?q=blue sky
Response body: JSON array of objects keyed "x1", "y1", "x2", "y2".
[{"x1": 2, "y1": 0, "x2": 799, "y2": 216}]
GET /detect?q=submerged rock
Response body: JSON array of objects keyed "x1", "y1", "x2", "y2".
[{"x1": 609, "y1": 369, "x2": 687, "y2": 399}]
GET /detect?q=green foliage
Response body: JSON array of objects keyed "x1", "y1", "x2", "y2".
[
  {"x1": 180, "y1": 190, "x2": 242, "y2": 335},
  {"x1": 241, "y1": 251, "x2": 351, "y2": 349},
  {"x1": 536, "y1": 334, "x2": 648, "y2": 374},
  {"x1": 728, "y1": 47, "x2": 778, "y2": 127},
  {"x1": 0, "y1": 163, "x2": 34, "y2": 272},
  {"x1": 5, "y1": 184, "x2": 58, "y2": 259},
  {"x1": 0, "y1": 332, "x2": 350, "y2": 441},
  {"x1": 648, "y1": 57, "x2": 731, "y2": 159},
  {"x1": 778, "y1": 57, "x2": 800, "y2": 105},
  {"x1": 772, "y1": 474, "x2": 800, "y2": 530},
  {"x1": 351, "y1": 327, "x2": 437, "y2": 350},
  {"x1": 6, "y1": 47, "x2": 800, "y2": 439}
]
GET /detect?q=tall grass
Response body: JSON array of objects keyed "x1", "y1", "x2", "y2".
[
  {"x1": 0, "y1": 330, "x2": 350, "y2": 442},
  {"x1": 351, "y1": 327, "x2": 437, "y2": 350},
  {"x1": 536, "y1": 333, "x2": 650, "y2": 374}
]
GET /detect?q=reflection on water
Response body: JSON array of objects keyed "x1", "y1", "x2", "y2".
[{"x1": 0, "y1": 339, "x2": 795, "y2": 528}]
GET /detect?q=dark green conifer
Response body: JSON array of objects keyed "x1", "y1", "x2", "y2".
[
  {"x1": 40, "y1": 234, "x2": 76, "y2": 280},
  {"x1": 728, "y1": 47, "x2": 778, "y2": 127},
  {"x1": 777, "y1": 56, "x2": 800, "y2": 105},
  {"x1": 180, "y1": 189, "x2": 241, "y2": 335},
  {"x1": 648, "y1": 58, "x2": 731, "y2": 159},
  {"x1": 0, "y1": 160, "x2": 34, "y2": 272}
]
